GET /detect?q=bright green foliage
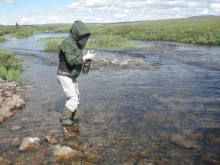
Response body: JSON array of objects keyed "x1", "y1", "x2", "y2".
[
  {"x1": 87, "y1": 35, "x2": 138, "y2": 48},
  {"x1": 87, "y1": 16, "x2": 220, "y2": 45},
  {"x1": 0, "y1": 50, "x2": 22, "y2": 70},
  {"x1": 0, "y1": 50, "x2": 23, "y2": 82},
  {"x1": 38, "y1": 37, "x2": 65, "y2": 51},
  {"x1": 0, "y1": 24, "x2": 71, "y2": 38},
  {"x1": 14, "y1": 31, "x2": 34, "y2": 38},
  {"x1": 0, "y1": 37, "x2": 6, "y2": 42}
]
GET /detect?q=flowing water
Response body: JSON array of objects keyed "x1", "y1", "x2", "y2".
[{"x1": 0, "y1": 33, "x2": 220, "y2": 164}]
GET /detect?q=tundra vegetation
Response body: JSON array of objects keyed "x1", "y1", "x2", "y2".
[
  {"x1": 38, "y1": 37, "x2": 65, "y2": 51},
  {"x1": 38, "y1": 16, "x2": 220, "y2": 51},
  {"x1": 0, "y1": 50, "x2": 23, "y2": 82},
  {"x1": 0, "y1": 16, "x2": 219, "y2": 49}
]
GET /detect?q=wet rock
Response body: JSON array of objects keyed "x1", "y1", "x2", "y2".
[
  {"x1": 25, "y1": 85, "x2": 33, "y2": 89},
  {"x1": 120, "y1": 60, "x2": 146, "y2": 67},
  {"x1": 0, "y1": 116, "x2": 4, "y2": 123},
  {"x1": 19, "y1": 137, "x2": 40, "y2": 152},
  {"x1": 11, "y1": 126, "x2": 21, "y2": 131},
  {"x1": 2, "y1": 97, "x2": 25, "y2": 109},
  {"x1": 0, "y1": 96, "x2": 3, "y2": 105},
  {"x1": 15, "y1": 87, "x2": 24, "y2": 92},
  {"x1": 0, "y1": 89, "x2": 5, "y2": 94},
  {"x1": 69, "y1": 141, "x2": 79, "y2": 150},
  {"x1": 111, "y1": 59, "x2": 120, "y2": 65},
  {"x1": 63, "y1": 125, "x2": 80, "y2": 139},
  {"x1": 84, "y1": 150, "x2": 101, "y2": 161},
  {"x1": 0, "y1": 107, "x2": 11, "y2": 112},
  {"x1": 15, "y1": 98, "x2": 25, "y2": 108},
  {"x1": 0, "y1": 157, "x2": 10, "y2": 165},
  {"x1": 12, "y1": 94, "x2": 21, "y2": 99},
  {"x1": 0, "y1": 111, "x2": 14, "y2": 118},
  {"x1": 93, "y1": 118, "x2": 105, "y2": 123},
  {"x1": 171, "y1": 133, "x2": 201, "y2": 149},
  {"x1": 53, "y1": 146, "x2": 81, "y2": 162},
  {"x1": 45, "y1": 134, "x2": 58, "y2": 144},
  {"x1": 2, "y1": 91, "x2": 13, "y2": 97},
  {"x1": 11, "y1": 137, "x2": 21, "y2": 147},
  {"x1": 103, "y1": 59, "x2": 111, "y2": 64},
  {"x1": 1, "y1": 82, "x2": 17, "y2": 89}
]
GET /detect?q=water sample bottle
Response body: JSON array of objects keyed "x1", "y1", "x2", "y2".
[{"x1": 82, "y1": 59, "x2": 92, "y2": 74}]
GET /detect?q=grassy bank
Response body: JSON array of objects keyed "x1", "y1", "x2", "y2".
[
  {"x1": 0, "y1": 50, "x2": 23, "y2": 82},
  {"x1": 0, "y1": 37, "x2": 6, "y2": 42},
  {"x1": 1, "y1": 16, "x2": 219, "y2": 46},
  {"x1": 86, "y1": 16, "x2": 220, "y2": 45},
  {"x1": 38, "y1": 35, "x2": 138, "y2": 51},
  {"x1": 0, "y1": 24, "x2": 70, "y2": 39},
  {"x1": 38, "y1": 37, "x2": 65, "y2": 51},
  {"x1": 87, "y1": 35, "x2": 138, "y2": 48}
]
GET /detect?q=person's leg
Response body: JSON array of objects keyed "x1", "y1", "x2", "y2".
[{"x1": 57, "y1": 75, "x2": 80, "y2": 125}]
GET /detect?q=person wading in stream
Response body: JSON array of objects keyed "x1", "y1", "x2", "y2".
[{"x1": 57, "y1": 20, "x2": 96, "y2": 126}]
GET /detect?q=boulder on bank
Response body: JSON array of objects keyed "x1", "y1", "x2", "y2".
[{"x1": 0, "y1": 79, "x2": 26, "y2": 124}]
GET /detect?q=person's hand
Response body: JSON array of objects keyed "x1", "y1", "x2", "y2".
[{"x1": 83, "y1": 50, "x2": 96, "y2": 61}]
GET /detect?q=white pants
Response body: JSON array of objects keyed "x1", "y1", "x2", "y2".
[{"x1": 57, "y1": 75, "x2": 80, "y2": 112}]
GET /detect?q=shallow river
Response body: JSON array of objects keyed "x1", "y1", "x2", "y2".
[{"x1": 0, "y1": 33, "x2": 220, "y2": 164}]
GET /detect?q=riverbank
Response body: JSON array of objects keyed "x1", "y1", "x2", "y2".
[
  {"x1": 0, "y1": 78, "x2": 26, "y2": 124},
  {"x1": 1, "y1": 16, "x2": 220, "y2": 46}
]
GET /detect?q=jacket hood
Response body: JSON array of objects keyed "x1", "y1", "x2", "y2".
[
  {"x1": 67, "y1": 20, "x2": 90, "y2": 49},
  {"x1": 69, "y1": 20, "x2": 90, "y2": 40}
]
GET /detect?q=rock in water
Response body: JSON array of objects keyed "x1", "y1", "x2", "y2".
[
  {"x1": 45, "y1": 134, "x2": 58, "y2": 144},
  {"x1": 19, "y1": 137, "x2": 40, "y2": 152},
  {"x1": 53, "y1": 146, "x2": 80, "y2": 162}
]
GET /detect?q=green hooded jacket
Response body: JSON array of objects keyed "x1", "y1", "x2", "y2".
[{"x1": 60, "y1": 20, "x2": 90, "y2": 78}]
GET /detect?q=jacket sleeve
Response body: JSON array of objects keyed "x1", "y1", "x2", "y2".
[{"x1": 61, "y1": 41, "x2": 83, "y2": 66}]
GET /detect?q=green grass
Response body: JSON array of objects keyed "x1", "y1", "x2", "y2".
[
  {"x1": 38, "y1": 37, "x2": 65, "y2": 51},
  {"x1": 87, "y1": 35, "x2": 138, "y2": 48},
  {"x1": 86, "y1": 16, "x2": 220, "y2": 45},
  {"x1": 0, "y1": 37, "x2": 6, "y2": 42},
  {"x1": 1, "y1": 16, "x2": 220, "y2": 46},
  {"x1": 0, "y1": 50, "x2": 23, "y2": 82},
  {"x1": 0, "y1": 24, "x2": 70, "y2": 38}
]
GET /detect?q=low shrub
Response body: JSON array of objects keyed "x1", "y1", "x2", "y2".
[{"x1": 0, "y1": 50, "x2": 23, "y2": 82}]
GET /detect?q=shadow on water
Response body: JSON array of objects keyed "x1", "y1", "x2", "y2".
[{"x1": 0, "y1": 33, "x2": 220, "y2": 164}]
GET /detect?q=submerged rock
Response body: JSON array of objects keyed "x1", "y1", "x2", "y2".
[
  {"x1": 120, "y1": 60, "x2": 146, "y2": 67},
  {"x1": 53, "y1": 146, "x2": 81, "y2": 162},
  {"x1": 11, "y1": 126, "x2": 21, "y2": 131},
  {"x1": 19, "y1": 137, "x2": 40, "y2": 152},
  {"x1": 45, "y1": 134, "x2": 58, "y2": 144},
  {"x1": 171, "y1": 133, "x2": 201, "y2": 149},
  {"x1": 0, "y1": 157, "x2": 10, "y2": 165}
]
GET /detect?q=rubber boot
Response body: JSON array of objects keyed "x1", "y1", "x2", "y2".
[
  {"x1": 61, "y1": 107, "x2": 74, "y2": 126},
  {"x1": 71, "y1": 108, "x2": 79, "y2": 126},
  {"x1": 71, "y1": 107, "x2": 79, "y2": 121}
]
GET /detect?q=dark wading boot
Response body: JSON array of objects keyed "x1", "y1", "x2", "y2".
[
  {"x1": 61, "y1": 107, "x2": 74, "y2": 126},
  {"x1": 71, "y1": 108, "x2": 79, "y2": 126}
]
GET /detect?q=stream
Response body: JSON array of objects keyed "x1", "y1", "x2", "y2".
[{"x1": 0, "y1": 33, "x2": 220, "y2": 164}]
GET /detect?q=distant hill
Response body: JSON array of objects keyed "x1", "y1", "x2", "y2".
[{"x1": 188, "y1": 15, "x2": 216, "y2": 18}]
